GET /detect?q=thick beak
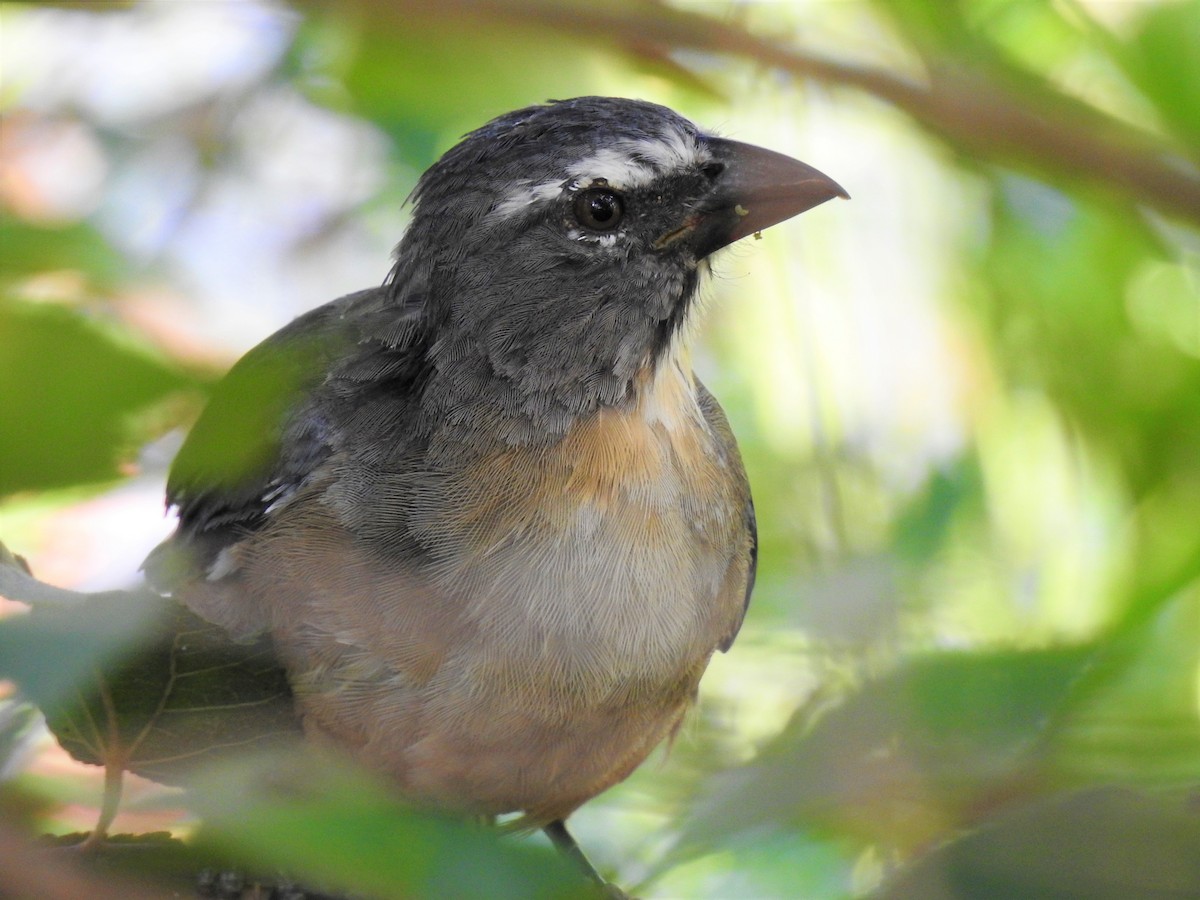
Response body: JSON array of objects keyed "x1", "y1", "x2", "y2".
[{"x1": 692, "y1": 136, "x2": 848, "y2": 256}]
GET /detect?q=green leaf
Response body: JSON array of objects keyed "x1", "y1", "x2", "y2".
[
  {"x1": 41, "y1": 602, "x2": 300, "y2": 786},
  {"x1": 0, "y1": 700, "x2": 40, "y2": 776},
  {"x1": 892, "y1": 458, "x2": 984, "y2": 565},
  {"x1": 872, "y1": 788, "x2": 1200, "y2": 900},
  {"x1": 0, "y1": 563, "x2": 298, "y2": 785},
  {"x1": 0, "y1": 297, "x2": 190, "y2": 495},
  {"x1": 677, "y1": 646, "x2": 1095, "y2": 856},
  {"x1": 0, "y1": 590, "x2": 165, "y2": 711},
  {"x1": 868, "y1": 0, "x2": 980, "y2": 59},
  {"x1": 1050, "y1": 591, "x2": 1200, "y2": 788},
  {"x1": 981, "y1": 177, "x2": 1200, "y2": 497},
  {"x1": 188, "y1": 749, "x2": 595, "y2": 900},
  {"x1": 1124, "y1": 0, "x2": 1200, "y2": 155},
  {"x1": 293, "y1": 9, "x2": 608, "y2": 165},
  {"x1": 0, "y1": 219, "x2": 127, "y2": 288},
  {"x1": 290, "y1": 1, "x2": 718, "y2": 169}
]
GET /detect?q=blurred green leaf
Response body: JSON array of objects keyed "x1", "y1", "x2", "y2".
[
  {"x1": 188, "y1": 749, "x2": 595, "y2": 900},
  {"x1": 0, "y1": 701, "x2": 40, "y2": 777},
  {"x1": 0, "y1": 219, "x2": 127, "y2": 288},
  {"x1": 981, "y1": 177, "x2": 1200, "y2": 496},
  {"x1": 1051, "y1": 591, "x2": 1200, "y2": 788},
  {"x1": 868, "y1": 0, "x2": 981, "y2": 59},
  {"x1": 892, "y1": 459, "x2": 984, "y2": 565},
  {"x1": 1123, "y1": 0, "x2": 1200, "y2": 155},
  {"x1": 652, "y1": 825, "x2": 857, "y2": 900},
  {"x1": 0, "y1": 592, "x2": 166, "y2": 709},
  {"x1": 0, "y1": 298, "x2": 190, "y2": 495},
  {"x1": 41, "y1": 602, "x2": 300, "y2": 787},
  {"x1": 165, "y1": 325, "x2": 340, "y2": 505},
  {"x1": 677, "y1": 646, "x2": 1095, "y2": 857},
  {"x1": 872, "y1": 788, "x2": 1200, "y2": 900},
  {"x1": 293, "y1": 2, "x2": 695, "y2": 167},
  {"x1": 965, "y1": 0, "x2": 1086, "y2": 78}
]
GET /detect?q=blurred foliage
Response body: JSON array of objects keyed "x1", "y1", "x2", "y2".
[
  {"x1": 0, "y1": 296, "x2": 191, "y2": 494},
  {"x1": 32, "y1": 599, "x2": 299, "y2": 787},
  {"x1": 0, "y1": 215, "x2": 193, "y2": 494},
  {"x1": 873, "y1": 787, "x2": 1200, "y2": 900},
  {"x1": 681, "y1": 645, "x2": 1099, "y2": 852},
  {"x1": 1, "y1": 0, "x2": 1199, "y2": 898},
  {"x1": 185, "y1": 750, "x2": 591, "y2": 900}
]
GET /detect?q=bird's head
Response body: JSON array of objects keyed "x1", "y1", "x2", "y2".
[{"x1": 389, "y1": 96, "x2": 847, "y2": 428}]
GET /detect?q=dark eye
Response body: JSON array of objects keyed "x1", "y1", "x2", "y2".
[{"x1": 573, "y1": 189, "x2": 624, "y2": 230}]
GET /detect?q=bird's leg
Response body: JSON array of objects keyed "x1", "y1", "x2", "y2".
[
  {"x1": 543, "y1": 819, "x2": 630, "y2": 899},
  {"x1": 543, "y1": 819, "x2": 602, "y2": 884}
]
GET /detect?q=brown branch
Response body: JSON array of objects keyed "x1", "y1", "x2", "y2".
[{"x1": 316, "y1": 0, "x2": 1200, "y2": 227}]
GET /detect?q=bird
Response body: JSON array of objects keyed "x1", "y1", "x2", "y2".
[{"x1": 7, "y1": 96, "x2": 846, "y2": 895}]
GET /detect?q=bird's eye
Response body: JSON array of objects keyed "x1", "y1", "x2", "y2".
[{"x1": 573, "y1": 188, "x2": 624, "y2": 231}]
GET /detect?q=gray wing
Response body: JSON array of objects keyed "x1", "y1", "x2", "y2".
[
  {"x1": 143, "y1": 286, "x2": 431, "y2": 593},
  {"x1": 695, "y1": 381, "x2": 756, "y2": 652},
  {"x1": 732, "y1": 496, "x2": 758, "y2": 648}
]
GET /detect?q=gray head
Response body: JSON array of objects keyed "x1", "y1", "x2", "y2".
[{"x1": 389, "y1": 96, "x2": 845, "y2": 436}]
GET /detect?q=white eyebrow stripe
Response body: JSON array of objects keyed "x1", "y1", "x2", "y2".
[
  {"x1": 488, "y1": 131, "x2": 712, "y2": 222},
  {"x1": 628, "y1": 131, "x2": 710, "y2": 171},
  {"x1": 491, "y1": 179, "x2": 568, "y2": 219},
  {"x1": 568, "y1": 133, "x2": 710, "y2": 189},
  {"x1": 567, "y1": 146, "x2": 656, "y2": 189}
]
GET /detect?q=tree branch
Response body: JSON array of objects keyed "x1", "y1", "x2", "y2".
[{"x1": 327, "y1": 0, "x2": 1200, "y2": 227}]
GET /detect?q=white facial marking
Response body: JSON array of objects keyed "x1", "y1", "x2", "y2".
[
  {"x1": 569, "y1": 131, "x2": 710, "y2": 190},
  {"x1": 565, "y1": 228, "x2": 619, "y2": 248},
  {"x1": 567, "y1": 147, "x2": 655, "y2": 189},
  {"x1": 487, "y1": 129, "x2": 712, "y2": 224},
  {"x1": 629, "y1": 130, "x2": 710, "y2": 172},
  {"x1": 491, "y1": 178, "x2": 568, "y2": 219}
]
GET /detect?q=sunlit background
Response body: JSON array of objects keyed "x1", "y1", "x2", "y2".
[{"x1": 2, "y1": 1, "x2": 1199, "y2": 898}]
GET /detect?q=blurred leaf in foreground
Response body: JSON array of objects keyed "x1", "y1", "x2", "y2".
[
  {"x1": 0, "y1": 219, "x2": 126, "y2": 288},
  {"x1": 1120, "y1": 0, "x2": 1200, "y2": 155},
  {"x1": 0, "y1": 297, "x2": 190, "y2": 495},
  {"x1": 675, "y1": 646, "x2": 1096, "y2": 859},
  {"x1": 40, "y1": 600, "x2": 300, "y2": 787},
  {"x1": 187, "y1": 748, "x2": 594, "y2": 900},
  {"x1": 0, "y1": 587, "x2": 166, "y2": 711},
  {"x1": 872, "y1": 787, "x2": 1200, "y2": 900}
]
